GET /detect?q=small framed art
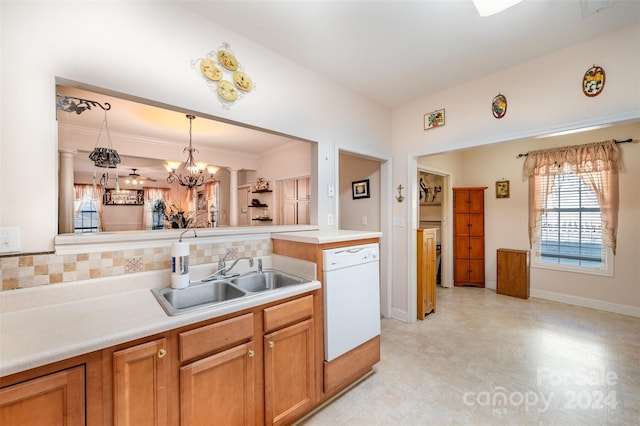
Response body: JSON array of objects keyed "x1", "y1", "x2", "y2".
[
  {"x1": 352, "y1": 179, "x2": 370, "y2": 199},
  {"x1": 424, "y1": 109, "x2": 445, "y2": 130},
  {"x1": 496, "y1": 180, "x2": 510, "y2": 199}
]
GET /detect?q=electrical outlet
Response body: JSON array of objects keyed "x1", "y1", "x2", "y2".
[
  {"x1": 0, "y1": 227, "x2": 21, "y2": 253},
  {"x1": 361, "y1": 215, "x2": 368, "y2": 225},
  {"x1": 327, "y1": 214, "x2": 334, "y2": 226},
  {"x1": 327, "y1": 185, "x2": 335, "y2": 198}
]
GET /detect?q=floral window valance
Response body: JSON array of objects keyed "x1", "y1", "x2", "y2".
[{"x1": 524, "y1": 140, "x2": 621, "y2": 254}]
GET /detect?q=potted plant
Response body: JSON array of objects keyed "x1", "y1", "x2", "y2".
[{"x1": 165, "y1": 204, "x2": 193, "y2": 229}]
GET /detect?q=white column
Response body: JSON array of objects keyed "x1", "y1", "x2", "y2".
[
  {"x1": 58, "y1": 149, "x2": 77, "y2": 234},
  {"x1": 229, "y1": 169, "x2": 238, "y2": 226}
]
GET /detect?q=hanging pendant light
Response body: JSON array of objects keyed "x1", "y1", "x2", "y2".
[
  {"x1": 89, "y1": 111, "x2": 121, "y2": 168},
  {"x1": 166, "y1": 115, "x2": 218, "y2": 189}
]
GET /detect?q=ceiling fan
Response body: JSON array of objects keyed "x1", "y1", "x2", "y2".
[{"x1": 125, "y1": 168, "x2": 156, "y2": 185}]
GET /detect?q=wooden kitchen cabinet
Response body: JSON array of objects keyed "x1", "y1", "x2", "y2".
[
  {"x1": 0, "y1": 365, "x2": 85, "y2": 426},
  {"x1": 180, "y1": 342, "x2": 256, "y2": 426},
  {"x1": 417, "y1": 228, "x2": 437, "y2": 319},
  {"x1": 179, "y1": 313, "x2": 256, "y2": 426},
  {"x1": 263, "y1": 295, "x2": 315, "y2": 426},
  {"x1": 453, "y1": 187, "x2": 487, "y2": 287},
  {"x1": 112, "y1": 338, "x2": 169, "y2": 426},
  {"x1": 497, "y1": 248, "x2": 530, "y2": 299}
]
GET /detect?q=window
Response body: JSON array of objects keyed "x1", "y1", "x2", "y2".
[
  {"x1": 525, "y1": 140, "x2": 620, "y2": 277},
  {"x1": 536, "y1": 173, "x2": 607, "y2": 272},
  {"x1": 74, "y1": 197, "x2": 100, "y2": 233}
]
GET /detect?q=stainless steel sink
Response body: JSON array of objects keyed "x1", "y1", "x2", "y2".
[
  {"x1": 151, "y1": 281, "x2": 246, "y2": 316},
  {"x1": 231, "y1": 269, "x2": 310, "y2": 292},
  {"x1": 151, "y1": 269, "x2": 313, "y2": 316}
]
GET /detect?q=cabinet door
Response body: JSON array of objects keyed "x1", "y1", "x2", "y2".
[
  {"x1": 417, "y1": 229, "x2": 436, "y2": 319},
  {"x1": 180, "y1": 342, "x2": 255, "y2": 426},
  {"x1": 454, "y1": 213, "x2": 470, "y2": 237},
  {"x1": 468, "y1": 190, "x2": 485, "y2": 213},
  {"x1": 0, "y1": 366, "x2": 85, "y2": 426},
  {"x1": 264, "y1": 319, "x2": 314, "y2": 426},
  {"x1": 454, "y1": 259, "x2": 470, "y2": 283},
  {"x1": 468, "y1": 213, "x2": 484, "y2": 236},
  {"x1": 113, "y1": 338, "x2": 169, "y2": 426},
  {"x1": 453, "y1": 190, "x2": 470, "y2": 213},
  {"x1": 468, "y1": 260, "x2": 485, "y2": 284},
  {"x1": 469, "y1": 236, "x2": 484, "y2": 259}
]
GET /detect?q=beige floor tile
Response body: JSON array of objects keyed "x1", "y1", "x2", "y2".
[{"x1": 298, "y1": 287, "x2": 640, "y2": 426}]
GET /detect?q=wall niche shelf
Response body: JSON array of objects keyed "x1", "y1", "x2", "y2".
[
  {"x1": 252, "y1": 190, "x2": 273, "y2": 193},
  {"x1": 249, "y1": 203, "x2": 268, "y2": 208}
]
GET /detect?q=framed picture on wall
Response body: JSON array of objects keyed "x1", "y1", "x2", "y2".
[
  {"x1": 419, "y1": 171, "x2": 443, "y2": 205},
  {"x1": 352, "y1": 179, "x2": 370, "y2": 199},
  {"x1": 496, "y1": 180, "x2": 510, "y2": 199}
]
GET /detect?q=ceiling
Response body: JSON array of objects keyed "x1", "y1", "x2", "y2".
[{"x1": 177, "y1": 0, "x2": 640, "y2": 108}]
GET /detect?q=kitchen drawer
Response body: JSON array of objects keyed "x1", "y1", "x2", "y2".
[
  {"x1": 263, "y1": 295, "x2": 313, "y2": 333},
  {"x1": 179, "y1": 313, "x2": 253, "y2": 363}
]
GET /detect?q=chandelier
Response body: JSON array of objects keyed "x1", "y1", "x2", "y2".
[{"x1": 166, "y1": 115, "x2": 218, "y2": 189}]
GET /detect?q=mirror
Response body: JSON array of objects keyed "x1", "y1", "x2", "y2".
[{"x1": 57, "y1": 83, "x2": 314, "y2": 234}]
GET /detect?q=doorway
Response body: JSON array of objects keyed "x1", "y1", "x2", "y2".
[{"x1": 416, "y1": 166, "x2": 453, "y2": 290}]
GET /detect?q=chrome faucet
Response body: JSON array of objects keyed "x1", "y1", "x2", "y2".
[
  {"x1": 219, "y1": 256, "x2": 254, "y2": 276},
  {"x1": 257, "y1": 258, "x2": 263, "y2": 274}
]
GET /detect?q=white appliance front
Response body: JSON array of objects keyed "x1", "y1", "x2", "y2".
[{"x1": 323, "y1": 243, "x2": 380, "y2": 362}]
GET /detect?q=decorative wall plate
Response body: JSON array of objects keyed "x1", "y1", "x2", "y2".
[
  {"x1": 218, "y1": 49, "x2": 238, "y2": 71},
  {"x1": 192, "y1": 42, "x2": 256, "y2": 110},
  {"x1": 492, "y1": 93, "x2": 507, "y2": 119},
  {"x1": 583, "y1": 65, "x2": 605, "y2": 97},
  {"x1": 233, "y1": 71, "x2": 252, "y2": 91},
  {"x1": 217, "y1": 80, "x2": 238, "y2": 102},
  {"x1": 200, "y1": 59, "x2": 223, "y2": 81}
]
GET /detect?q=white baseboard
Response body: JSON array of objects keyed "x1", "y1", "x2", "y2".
[
  {"x1": 530, "y1": 288, "x2": 640, "y2": 318},
  {"x1": 391, "y1": 307, "x2": 409, "y2": 323}
]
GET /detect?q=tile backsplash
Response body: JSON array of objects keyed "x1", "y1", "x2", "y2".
[{"x1": 0, "y1": 238, "x2": 272, "y2": 291}]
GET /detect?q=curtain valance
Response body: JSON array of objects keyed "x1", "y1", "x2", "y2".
[
  {"x1": 523, "y1": 140, "x2": 621, "y2": 178},
  {"x1": 525, "y1": 139, "x2": 621, "y2": 255}
]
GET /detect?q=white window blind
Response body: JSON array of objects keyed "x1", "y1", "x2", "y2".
[{"x1": 536, "y1": 172, "x2": 605, "y2": 270}]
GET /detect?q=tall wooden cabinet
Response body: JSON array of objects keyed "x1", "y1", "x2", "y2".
[
  {"x1": 417, "y1": 228, "x2": 437, "y2": 319},
  {"x1": 497, "y1": 249, "x2": 530, "y2": 299},
  {"x1": 453, "y1": 187, "x2": 487, "y2": 287}
]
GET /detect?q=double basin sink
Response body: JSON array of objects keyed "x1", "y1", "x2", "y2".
[{"x1": 152, "y1": 269, "x2": 311, "y2": 316}]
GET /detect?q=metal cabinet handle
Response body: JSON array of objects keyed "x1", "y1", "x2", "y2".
[
  {"x1": 268, "y1": 341, "x2": 275, "y2": 348},
  {"x1": 248, "y1": 350, "x2": 255, "y2": 358},
  {"x1": 158, "y1": 348, "x2": 167, "y2": 358}
]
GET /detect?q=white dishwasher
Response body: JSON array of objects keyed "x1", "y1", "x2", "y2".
[{"x1": 323, "y1": 243, "x2": 380, "y2": 362}]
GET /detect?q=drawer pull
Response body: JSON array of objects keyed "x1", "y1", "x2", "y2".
[
  {"x1": 158, "y1": 348, "x2": 167, "y2": 358},
  {"x1": 248, "y1": 350, "x2": 255, "y2": 358},
  {"x1": 268, "y1": 341, "x2": 275, "y2": 348}
]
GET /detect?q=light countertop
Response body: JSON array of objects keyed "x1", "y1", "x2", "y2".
[
  {"x1": 271, "y1": 229, "x2": 382, "y2": 244},
  {"x1": 0, "y1": 258, "x2": 319, "y2": 377}
]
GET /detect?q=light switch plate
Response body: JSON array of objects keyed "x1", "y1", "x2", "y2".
[{"x1": 0, "y1": 227, "x2": 21, "y2": 253}]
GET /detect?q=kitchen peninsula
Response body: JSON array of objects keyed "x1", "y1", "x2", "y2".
[{"x1": 1, "y1": 229, "x2": 382, "y2": 425}]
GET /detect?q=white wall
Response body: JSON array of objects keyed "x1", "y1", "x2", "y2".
[
  {"x1": 0, "y1": 2, "x2": 390, "y2": 252},
  {"x1": 392, "y1": 24, "x2": 640, "y2": 320}
]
